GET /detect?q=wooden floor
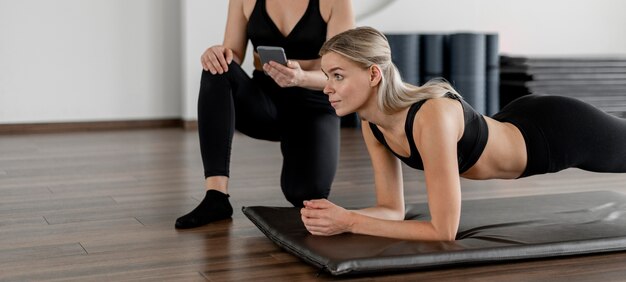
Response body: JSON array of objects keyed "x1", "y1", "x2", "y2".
[{"x1": 2, "y1": 127, "x2": 626, "y2": 281}]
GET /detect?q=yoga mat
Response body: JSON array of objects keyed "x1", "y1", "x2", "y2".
[
  {"x1": 386, "y1": 33, "x2": 420, "y2": 85},
  {"x1": 419, "y1": 34, "x2": 446, "y2": 83},
  {"x1": 244, "y1": 191, "x2": 626, "y2": 276},
  {"x1": 449, "y1": 33, "x2": 487, "y2": 114}
]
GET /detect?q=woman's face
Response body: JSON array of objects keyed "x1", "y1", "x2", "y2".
[{"x1": 321, "y1": 52, "x2": 375, "y2": 117}]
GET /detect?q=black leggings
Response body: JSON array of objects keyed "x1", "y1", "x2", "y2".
[
  {"x1": 197, "y1": 62, "x2": 340, "y2": 206},
  {"x1": 492, "y1": 94, "x2": 626, "y2": 177}
]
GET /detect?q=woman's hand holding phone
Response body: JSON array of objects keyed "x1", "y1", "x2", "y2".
[
  {"x1": 257, "y1": 46, "x2": 302, "y2": 88},
  {"x1": 263, "y1": 59, "x2": 304, "y2": 88},
  {"x1": 201, "y1": 45, "x2": 234, "y2": 75}
]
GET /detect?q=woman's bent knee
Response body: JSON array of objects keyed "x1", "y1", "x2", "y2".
[
  {"x1": 201, "y1": 62, "x2": 244, "y2": 80},
  {"x1": 282, "y1": 184, "x2": 330, "y2": 207}
]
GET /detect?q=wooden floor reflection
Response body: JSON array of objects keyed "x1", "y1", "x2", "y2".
[{"x1": 2, "y1": 127, "x2": 626, "y2": 281}]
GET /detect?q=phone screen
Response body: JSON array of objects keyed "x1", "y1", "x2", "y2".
[{"x1": 257, "y1": 46, "x2": 288, "y2": 66}]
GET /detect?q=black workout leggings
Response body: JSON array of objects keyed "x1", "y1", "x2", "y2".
[
  {"x1": 492, "y1": 94, "x2": 626, "y2": 177},
  {"x1": 197, "y1": 62, "x2": 340, "y2": 206}
]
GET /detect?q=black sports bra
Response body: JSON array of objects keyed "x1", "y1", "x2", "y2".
[
  {"x1": 247, "y1": 0, "x2": 327, "y2": 60},
  {"x1": 369, "y1": 93, "x2": 489, "y2": 173}
]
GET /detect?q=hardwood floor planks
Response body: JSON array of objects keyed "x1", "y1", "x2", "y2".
[
  {"x1": 2, "y1": 128, "x2": 626, "y2": 281},
  {"x1": 0, "y1": 243, "x2": 87, "y2": 264},
  {"x1": 0, "y1": 214, "x2": 48, "y2": 228}
]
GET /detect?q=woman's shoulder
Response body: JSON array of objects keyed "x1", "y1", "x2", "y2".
[
  {"x1": 320, "y1": 0, "x2": 352, "y2": 8},
  {"x1": 418, "y1": 97, "x2": 461, "y2": 116},
  {"x1": 413, "y1": 97, "x2": 464, "y2": 134},
  {"x1": 241, "y1": 0, "x2": 255, "y2": 17},
  {"x1": 320, "y1": 0, "x2": 352, "y2": 20},
  {"x1": 401, "y1": 97, "x2": 451, "y2": 129},
  {"x1": 234, "y1": 0, "x2": 253, "y2": 7}
]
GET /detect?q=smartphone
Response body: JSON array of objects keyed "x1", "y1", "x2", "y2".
[{"x1": 257, "y1": 46, "x2": 288, "y2": 66}]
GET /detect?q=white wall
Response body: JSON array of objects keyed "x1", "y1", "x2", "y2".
[
  {"x1": 181, "y1": 0, "x2": 255, "y2": 122},
  {"x1": 0, "y1": 0, "x2": 181, "y2": 124},
  {"x1": 2, "y1": 0, "x2": 626, "y2": 124}
]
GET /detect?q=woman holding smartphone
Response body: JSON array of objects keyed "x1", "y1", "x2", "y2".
[{"x1": 175, "y1": 0, "x2": 354, "y2": 229}]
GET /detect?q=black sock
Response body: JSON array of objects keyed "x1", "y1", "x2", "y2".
[{"x1": 175, "y1": 190, "x2": 233, "y2": 229}]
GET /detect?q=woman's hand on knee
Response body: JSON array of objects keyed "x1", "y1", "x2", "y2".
[
  {"x1": 201, "y1": 45, "x2": 233, "y2": 75},
  {"x1": 300, "y1": 199, "x2": 354, "y2": 236}
]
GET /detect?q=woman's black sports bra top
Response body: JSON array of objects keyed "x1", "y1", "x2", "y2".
[
  {"x1": 368, "y1": 93, "x2": 489, "y2": 173},
  {"x1": 247, "y1": 0, "x2": 327, "y2": 60}
]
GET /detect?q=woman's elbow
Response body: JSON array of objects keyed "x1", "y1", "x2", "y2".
[
  {"x1": 391, "y1": 209, "x2": 405, "y2": 221},
  {"x1": 433, "y1": 223, "x2": 458, "y2": 241},
  {"x1": 376, "y1": 204, "x2": 405, "y2": 220},
  {"x1": 439, "y1": 231, "x2": 457, "y2": 241}
]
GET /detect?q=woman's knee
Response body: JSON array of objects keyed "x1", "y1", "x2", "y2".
[
  {"x1": 198, "y1": 62, "x2": 250, "y2": 104},
  {"x1": 200, "y1": 61, "x2": 245, "y2": 85},
  {"x1": 281, "y1": 182, "x2": 331, "y2": 207}
]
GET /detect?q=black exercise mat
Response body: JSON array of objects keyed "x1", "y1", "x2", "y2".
[{"x1": 243, "y1": 191, "x2": 626, "y2": 276}]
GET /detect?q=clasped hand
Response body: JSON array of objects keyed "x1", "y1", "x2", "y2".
[{"x1": 301, "y1": 199, "x2": 353, "y2": 236}]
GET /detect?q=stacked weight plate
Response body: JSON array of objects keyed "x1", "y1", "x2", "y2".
[{"x1": 500, "y1": 56, "x2": 626, "y2": 118}]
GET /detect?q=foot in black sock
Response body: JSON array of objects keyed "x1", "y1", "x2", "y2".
[{"x1": 175, "y1": 190, "x2": 233, "y2": 229}]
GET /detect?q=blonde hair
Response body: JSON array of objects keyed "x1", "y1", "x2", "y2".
[{"x1": 319, "y1": 26, "x2": 461, "y2": 114}]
